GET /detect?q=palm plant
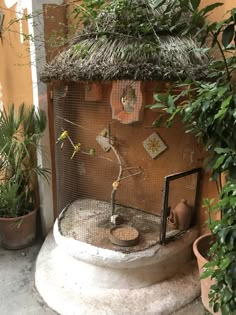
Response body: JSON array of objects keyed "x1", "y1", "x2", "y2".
[{"x1": 0, "y1": 104, "x2": 50, "y2": 217}]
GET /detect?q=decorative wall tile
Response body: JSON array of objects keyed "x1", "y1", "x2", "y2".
[
  {"x1": 143, "y1": 132, "x2": 167, "y2": 159},
  {"x1": 96, "y1": 128, "x2": 111, "y2": 152}
]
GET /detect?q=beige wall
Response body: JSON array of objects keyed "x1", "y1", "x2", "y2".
[
  {"x1": 200, "y1": 0, "x2": 235, "y2": 19},
  {"x1": 0, "y1": 1, "x2": 33, "y2": 108}
]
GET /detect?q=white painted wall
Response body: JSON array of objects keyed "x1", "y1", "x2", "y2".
[{"x1": 32, "y1": 0, "x2": 63, "y2": 235}]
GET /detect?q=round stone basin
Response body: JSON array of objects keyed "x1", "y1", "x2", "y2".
[{"x1": 54, "y1": 199, "x2": 198, "y2": 289}]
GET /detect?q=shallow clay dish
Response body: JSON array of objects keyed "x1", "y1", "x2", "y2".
[{"x1": 109, "y1": 225, "x2": 139, "y2": 247}]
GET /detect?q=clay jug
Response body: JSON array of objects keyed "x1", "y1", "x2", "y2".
[{"x1": 167, "y1": 199, "x2": 192, "y2": 230}]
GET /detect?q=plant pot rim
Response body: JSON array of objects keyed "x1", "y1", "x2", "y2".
[
  {"x1": 193, "y1": 232, "x2": 212, "y2": 264},
  {"x1": 0, "y1": 208, "x2": 38, "y2": 221}
]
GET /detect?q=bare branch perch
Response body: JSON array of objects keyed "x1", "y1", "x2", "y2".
[{"x1": 58, "y1": 119, "x2": 143, "y2": 217}]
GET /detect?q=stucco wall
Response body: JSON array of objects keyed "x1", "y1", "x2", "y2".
[
  {"x1": 200, "y1": 0, "x2": 235, "y2": 18},
  {"x1": 0, "y1": 1, "x2": 33, "y2": 108}
]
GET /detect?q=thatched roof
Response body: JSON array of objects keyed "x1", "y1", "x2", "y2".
[{"x1": 41, "y1": 0, "x2": 209, "y2": 82}]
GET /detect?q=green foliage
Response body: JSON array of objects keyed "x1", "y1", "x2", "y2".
[
  {"x1": 0, "y1": 104, "x2": 50, "y2": 218},
  {"x1": 149, "y1": 3, "x2": 236, "y2": 314},
  {"x1": 40, "y1": 0, "x2": 209, "y2": 83},
  {"x1": 72, "y1": 0, "x2": 208, "y2": 40},
  {"x1": 151, "y1": 79, "x2": 236, "y2": 180},
  {"x1": 0, "y1": 181, "x2": 23, "y2": 218},
  {"x1": 202, "y1": 181, "x2": 236, "y2": 314},
  {"x1": 72, "y1": 0, "x2": 106, "y2": 28}
]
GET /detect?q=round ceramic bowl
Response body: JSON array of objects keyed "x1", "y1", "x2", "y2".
[{"x1": 109, "y1": 225, "x2": 139, "y2": 247}]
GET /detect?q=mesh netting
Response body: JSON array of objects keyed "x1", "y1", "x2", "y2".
[{"x1": 53, "y1": 81, "x2": 202, "y2": 249}]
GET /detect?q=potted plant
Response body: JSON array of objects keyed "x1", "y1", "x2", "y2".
[
  {"x1": 0, "y1": 104, "x2": 49, "y2": 249},
  {"x1": 193, "y1": 198, "x2": 219, "y2": 314},
  {"x1": 193, "y1": 233, "x2": 216, "y2": 313},
  {"x1": 149, "y1": 2, "x2": 236, "y2": 314}
]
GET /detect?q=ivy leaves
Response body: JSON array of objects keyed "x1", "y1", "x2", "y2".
[{"x1": 149, "y1": 3, "x2": 236, "y2": 313}]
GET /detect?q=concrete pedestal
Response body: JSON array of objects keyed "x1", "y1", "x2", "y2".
[{"x1": 35, "y1": 227, "x2": 200, "y2": 315}]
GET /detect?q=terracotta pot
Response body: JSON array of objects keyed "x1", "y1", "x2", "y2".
[
  {"x1": 0, "y1": 208, "x2": 38, "y2": 250},
  {"x1": 167, "y1": 199, "x2": 192, "y2": 230},
  {"x1": 174, "y1": 199, "x2": 192, "y2": 230},
  {"x1": 193, "y1": 233, "x2": 221, "y2": 315}
]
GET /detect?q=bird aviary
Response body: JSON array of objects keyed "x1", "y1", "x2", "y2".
[{"x1": 41, "y1": 0, "x2": 209, "y2": 248}]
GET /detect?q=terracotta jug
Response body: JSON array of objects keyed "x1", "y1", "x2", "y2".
[{"x1": 167, "y1": 199, "x2": 192, "y2": 230}]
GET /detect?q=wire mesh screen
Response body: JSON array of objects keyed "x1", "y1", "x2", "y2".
[
  {"x1": 53, "y1": 81, "x2": 202, "y2": 239},
  {"x1": 53, "y1": 81, "x2": 167, "y2": 216},
  {"x1": 160, "y1": 168, "x2": 201, "y2": 244},
  {"x1": 168, "y1": 173, "x2": 198, "y2": 210}
]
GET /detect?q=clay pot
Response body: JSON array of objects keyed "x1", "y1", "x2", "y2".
[
  {"x1": 167, "y1": 199, "x2": 192, "y2": 230},
  {"x1": 193, "y1": 233, "x2": 221, "y2": 315},
  {"x1": 0, "y1": 209, "x2": 38, "y2": 249}
]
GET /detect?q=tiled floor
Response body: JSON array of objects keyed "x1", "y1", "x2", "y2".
[{"x1": 0, "y1": 238, "x2": 57, "y2": 315}]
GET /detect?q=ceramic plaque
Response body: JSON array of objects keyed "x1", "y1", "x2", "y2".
[
  {"x1": 110, "y1": 81, "x2": 143, "y2": 124},
  {"x1": 143, "y1": 132, "x2": 167, "y2": 159},
  {"x1": 96, "y1": 128, "x2": 112, "y2": 152}
]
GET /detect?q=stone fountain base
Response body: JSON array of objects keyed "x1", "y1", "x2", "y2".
[{"x1": 35, "y1": 220, "x2": 200, "y2": 314}]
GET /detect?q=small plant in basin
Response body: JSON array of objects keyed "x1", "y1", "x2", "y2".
[{"x1": 0, "y1": 104, "x2": 50, "y2": 249}]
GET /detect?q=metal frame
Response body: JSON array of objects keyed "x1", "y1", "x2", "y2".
[{"x1": 160, "y1": 168, "x2": 202, "y2": 245}]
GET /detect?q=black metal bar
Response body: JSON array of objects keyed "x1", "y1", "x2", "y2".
[
  {"x1": 160, "y1": 177, "x2": 169, "y2": 244},
  {"x1": 160, "y1": 167, "x2": 202, "y2": 245},
  {"x1": 163, "y1": 167, "x2": 202, "y2": 182}
]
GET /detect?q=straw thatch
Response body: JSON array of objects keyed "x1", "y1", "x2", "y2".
[{"x1": 41, "y1": 0, "x2": 209, "y2": 82}]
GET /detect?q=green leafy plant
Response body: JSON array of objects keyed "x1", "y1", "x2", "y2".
[
  {"x1": 72, "y1": 0, "x2": 221, "y2": 39},
  {"x1": 148, "y1": 3, "x2": 236, "y2": 314},
  {"x1": 202, "y1": 180, "x2": 236, "y2": 314},
  {"x1": 70, "y1": 0, "x2": 209, "y2": 62},
  {"x1": 0, "y1": 104, "x2": 50, "y2": 218}
]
